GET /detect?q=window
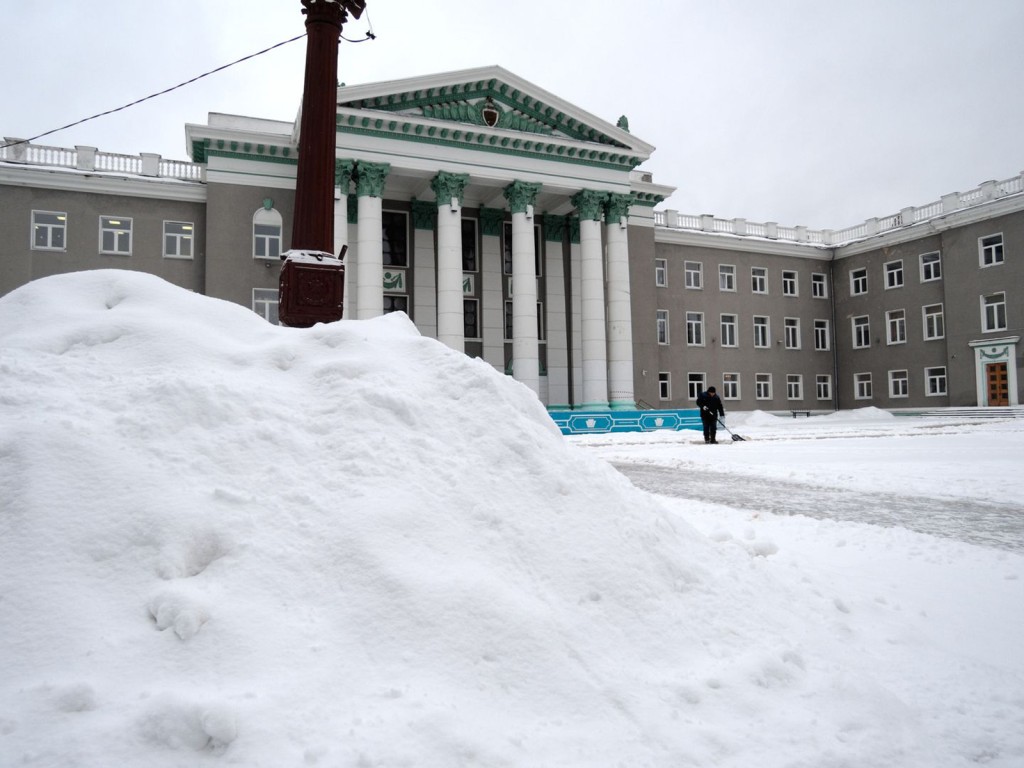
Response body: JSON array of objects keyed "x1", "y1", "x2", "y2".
[
  {"x1": 719, "y1": 264, "x2": 736, "y2": 292},
  {"x1": 782, "y1": 270, "x2": 798, "y2": 296},
  {"x1": 504, "y1": 300, "x2": 513, "y2": 340},
  {"x1": 982, "y1": 293, "x2": 1007, "y2": 332},
  {"x1": 755, "y1": 373, "x2": 772, "y2": 400},
  {"x1": 751, "y1": 267, "x2": 768, "y2": 294},
  {"x1": 464, "y1": 298, "x2": 479, "y2": 339},
  {"x1": 502, "y1": 222, "x2": 542, "y2": 276},
  {"x1": 722, "y1": 373, "x2": 740, "y2": 400},
  {"x1": 784, "y1": 317, "x2": 800, "y2": 349},
  {"x1": 688, "y1": 373, "x2": 706, "y2": 400},
  {"x1": 461, "y1": 218, "x2": 477, "y2": 271},
  {"x1": 923, "y1": 304, "x2": 945, "y2": 340},
  {"x1": 925, "y1": 366, "x2": 947, "y2": 397},
  {"x1": 920, "y1": 251, "x2": 941, "y2": 282},
  {"x1": 720, "y1": 314, "x2": 738, "y2": 347},
  {"x1": 850, "y1": 268, "x2": 868, "y2": 296},
  {"x1": 253, "y1": 207, "x2": 282, "y2": 260},
  {"x1": 811, "y1": 272, "x2": 828, "y2": 299},
  {"x1": 852, "y1": 316, "x2": 870, "y2": 349},
  {"x1": 100, "y1": 216, "x2": 132, "y2": 255},
  {"x1": 886, "y1": 309, "x2": 906, "y2": 345},
  {"x1": 684, "y1": 261, "x2": 703, "y2": 289},
  {"x1": 686, "y1": 312, "x2": 704, "y2": 345},
  {"x1": 753, "y1": 316, "x2": 770, "y2": 348},
  {"x1": 854, "y1": 372, "x2": 873, "y2": 400},
  {"x1": 382, "y1": 211, "x2": 409, "y2": 267},
  {"x1": 980, "y1": 234, "x2": 1004, "y2": 267},
  {"x1": 384, "y1": 295, "x2": 408, "y2": 315},
  {"x1": 658, "y1": 372, "x2": 671, "y2": 401},
  {"x1": 655, "y1": 258, "x2": 667, "y2": 287},
  {"x1": 163, "y1": 221, "x2": 194, "y2": 259},
  {"x1": 814, "y1": 319, "x2": 830, "y2": 351},
  {"x1": 657, "y1": 310, "x2": 670, "y2": 344},
  {"x1": 816, "y1": 374, "x2": 832, "y2": 401},
  {"x1": 537, "y1": 301, "x2": 545, "y2": 341},
  {"x1": 786, "y1": 374, "x2": 803, "y2": 400},
  {"x1": 889, "y1": 370, "x2": 909, "y2": 398},
  {"x1": 32, "y1": 210, "x2": 66, "y2": 250},
  {"x1": 885, "y1": 260, "x2": 904, "y2": 289},
  {"x1": 252, "y1": 288, "x2": 279, "y2": 324}
]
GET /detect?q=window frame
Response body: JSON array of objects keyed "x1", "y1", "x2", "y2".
[
  {"x1": 464, "y1": 297, "x2": 480, "y2": 340},
  {"x1": 925, "y1": 366, "x2": 947, "y2": 397},
  {"x1": 886, "y1": 309, "x2": 907, "y2": 345},
  {"x1": 814, "y1": 319, "x2": 830, "y2": 351},
  {"x1": 658, "y1": 372, "x2": 672, "y2": 401},
  {"x1": 753, "y1": 315, "x2": 770, "y2": 348},
  {"x1": 786, "y1": 373, "x2": 803, "y2": 401},
  {"x1": 461, "y1": 217, "x2": 478, "y2": 272},
  {"x1": 253, "y1": 207, "x2": 283, "y2": 260},
  {"x1": 852, "y1": 315, "x2": 871, "y2": 349},
  {"x1": 816, "y1": 374, "x2": 832, "y2": 401},
  {"x1": 889, "y1": 369, "x2": 909, "y2": 399},
  {"x1": 163, "y1": 220, "x2": 194, "y2": 260},
  {"x1": 99, "y1": 215, "x2": 133, "y2": 256},
  {"x1": 720, "y1": 313, "x2": 738, "y2": 348},
  {"x1": 722, "y1": 372, "x2": 740, "y2": 400},
  {"x1": 884, "y1": 259, "x2": 904, "y2": 289},
  {"x1": 751, "y1": 266, "x2": 768, "y2": 294},
  {"x1": 31, "y1": 210, "x2": 67, "y2": 251},
  {"x1": 981, "y1": 292, "x2": 1007, "y2": 332},
  {"x1": 687, "y1": 372, "x2": 707, "y2": 400},
  {"x1": 854, "y1": 372, "x2": 873, "y2": 400},
  {"x1": 919, "y1": 251, "x2": 941, "y2": 282},
  {"x1": 252, "y1": 288, "x2": 280, "y2": 325},
  {"x1": 923, "y1": 303, "x2": 945, "y2": 340},
  {"x1": 684, "y1": 261, "x2": 703, "y2": 290},
  {"x1": 755, "y1": 372, "x2": 772, "y2": 401},
  {"x1": 850, "y1": 267, "x2": 868, "y2": 296},
  {"x1": 686, "y1": 311, "x2": 705, "y2": 346},
  {"x1": 811, "y1": 272, "x2": 828, "y2": 299},
  {"x1": 784, "y1": 317, "x2": 801, "y2": 350},
  {"x1": 655, "y1": 258, "x2": 668, "y2": 287},
  {"x1": 979, "y1": 233, "x2": 1004, "y2": 268},
  {"x1": 656, "y1": 309, "x2": 670, "y2": 345},
  {"x1": 719, "y1": 264, "x2": 736, "y2": 292},
  {"x1": 782, "y1": 270, "x2": 799, "y2": 297}
]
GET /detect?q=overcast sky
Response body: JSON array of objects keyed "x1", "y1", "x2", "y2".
[{"x1": 5, "y1": 0, "x2": 1022, "y2": 228}]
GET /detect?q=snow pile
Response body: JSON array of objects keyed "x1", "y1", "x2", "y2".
[{"x1": 1, "y1": 271, "x2": 1021, "y2": 767}]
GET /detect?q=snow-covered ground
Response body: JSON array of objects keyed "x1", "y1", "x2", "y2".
[{"x1": 1, "y1": 270, "x2": 1022, "y2": 768}]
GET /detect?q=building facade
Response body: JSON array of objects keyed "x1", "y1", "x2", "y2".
[{"x1": 2, "y1": 66, "x2": 1021, "y2": 411}]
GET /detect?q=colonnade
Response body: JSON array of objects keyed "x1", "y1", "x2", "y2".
[{"x1": 333, "y1": 159, "x2": 635, "y2": 410}]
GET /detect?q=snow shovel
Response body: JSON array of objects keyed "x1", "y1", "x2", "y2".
[{"x1": 702, "y1": 406, "x2": 747, "y2": 442}]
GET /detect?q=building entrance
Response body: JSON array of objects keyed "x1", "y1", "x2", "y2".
[{"x1": 986, "y1": 362, "x2": 1009, "y2": 406}]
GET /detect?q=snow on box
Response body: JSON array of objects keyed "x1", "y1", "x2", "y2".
[{"x1": 0, "y1": 270, "x2": 1015, "y2": 767}]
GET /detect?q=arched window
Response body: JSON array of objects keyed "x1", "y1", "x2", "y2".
[{"x1": 253, "y1": 207, "x2": 283, "y2": 260}]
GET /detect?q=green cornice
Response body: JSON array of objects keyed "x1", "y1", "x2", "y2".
[
  {"x1": 192, "y1": 138, "x2": 296, "y2": 165},
  {"x1": 335, "y1": 114, "x2": 642, "y2": 172},
  {"x1": 631, "y1": 191, "x2": 666, "y2": 207},
  {"x1": 355, "y1": 161, "x2": 390, "y2": 198},
  {"x1": 430, "y1": 171, "x2": 470, "y2": 207},
  {"x1": 605, "y1": 192, "x2": 633, "y2": 221},
  {"x1": 542, "y1": 214, "x2": 565, "y2": 242},
  {"x1": 504, "y1": 180, "x2": 541, "y2": 215},
  {"x1": 571, "y1": 189, "x2": 607, "y2": 221},
  {"x1": 410, "y1": 199, "x2": 437, "y2": 230},
  {"x1": 479, "y1": 207, "x2": 505, "y2": 237}
]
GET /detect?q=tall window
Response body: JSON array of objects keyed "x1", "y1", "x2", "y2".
[
  {"x1": 786, "y1": 374, "x2": 803, "y2": 400},
  {"x1": 925, "y1": 366, "x2": 947, "y2": 396},
  {"x1": 536, "y1": 301, "x2": 545, "y2": 341},
  {"x1": 814, "y1": 319, "x2": 830, "y2": 351},
  {"x1": 889, "y1": 370, "x2": 909, "y2": 398},
  {"x1": 753, "y1": 316, "x2": 770, "y2": 348},
  {"x1": 784, "y1": 317, "x2": 800, "y2": 349},
  {"x1": 719, "y1": 264, "x2": 736, "y2": 292},
  {"x1": 850, "y1": 267, "x2": 868, "y2": 295},
  {"x1": 503, "y1": 300, "x2": 513, "y2": 340},
  {"x1": 755, "y1": 373, "x2": 772, "y2": 400},
  {"x1": 687, "y1": 373, "x2": 706, "y2": 400},
  {"x1": 979, "y1": 234, "x2": 1004, "y2": 267},
  {"x1": 886, "y1": 309, "x2": 906, "y2": 344},
  {"x1": 253, "y1": 207, "x2": 282, "y2": 260},
  {"x1": 163, "y1": 221, "x2": 194, "y2": 259},
  {"x1": 982, "y1": 293, "x2": 1007, "y2": 332},
  {"x1": 384, "y1": 295, "x2": 409, "y2": 315},
  {"x1": 657, "y1": 310, "x2": 670, "y2": 344},
  {"x1": 816, "y1": 374, "x2": 832, "y2": 401},
  {"x1": 811, "y1": 272, "x2": 828, "y2": 299},
  {"x1": 684, "y1": 261, "x2": 703, "y2": 289},
  {"x1": 382, "y1": 211, "x2": 409, "y2": 267},
  {"x1": 885, "y1": 260, "x2": 904, "y2": 289},
  {"x1": 751, "y1": 266, "x2": 768, "y2": 294},
  {"x1": 32, "y1": 210, "x2": 66, "y2": 250},
  {"x1": 686, "y1": 311, "x2": 704, "y2": 345},
  {"x1": 100, "y1": 216, "x2": 132, "y2": 255},
  {"x1": 720, "y1": 314, "x2": 738, "y2": 347},
  {"x1": 782, "y1": 270, "x2": 798, "y2": 296},
  {"x1": 923, "y1": 303, "x2": 945, "y2": 340},
  {"x1": 464, "y1": 298, "x2": 480, "y2": 339},
  {"x1": 722, "y1": 373, "x2": 740, "y2": 400},
  {"x1": 503, "y1": 222, "x2": 542, "y2": 276},
  {"x1": 655, "y1": 258, "x2": 667, "y2": 287},
  {"x1": 852, "y1": 316, "x2": 870, "y2": 349},
  {"x1": 920, "y1": 251, "x2": 941, "y2": 282},
  {"x1": 658, "y1": 372, "x2": 671, "y2": 401},
  {"x1": 461, "y1": 218, "x2": 477, "y2": 271},
  {"x1": 854, "y1": 372, "x2": 873, "y2": 400},
  {"x1": 252, "y1": 288, "x2": 279, "y2": 324}
]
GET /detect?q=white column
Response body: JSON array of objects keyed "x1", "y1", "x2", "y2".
[
  {"x1": 432, "y1": 172, "x2": 470, "y2": 351},
  {"x1": 573, "y1": 190, "x2": 608, "y2": 409},
  {"x1": 504, "y1": 181, "x2": 542, "y2": 397},
  {"x1": 411, "y1": 201, "x2": 437, "y2": 339},
  {"x1": 479, "y1": 208, "x2": 505, "y2": 369},
  {"x1": 543, "y1": 216, "x2": 569, "y2": 408},
  {"x1": 604, "y1": 193, "x2": 635, "y2": 409},
  {"x1": 354, "y1": 162, "x2": 389, "y2": 319}
]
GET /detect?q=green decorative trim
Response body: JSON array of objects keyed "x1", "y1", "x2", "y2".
[
  {"x1": 571, "y1": 189, "x2": 607, "y2": 221},
  {"x1": 979, "y1": 347, "x2": 1010, "y2": 360},
  {"x1": 262, "y1": 198, "x2": 274, "y2": 211},
  {"x1": 203, "y1": 149, "x2": 298, "y2": 166},
  {"x1": 479, "y1": 207, "x2": 505, "y2": 237},
  {"x1": 568, "y1": 216, "x2": 581, "y2": 244},
  {"x1": 542, "y1": 214, "x2": 565, "y2": 242},
  {"x1": 355, "y1": 161, "x2": 390, "y2": 198},
  {"x1": 503, "y1": 180, "x2": 541, "y2": 214},
  {"x1": 347, "y1": 194, "x2": 358, "y2": 225},
  {"x1": 604, "y1": 192, "x2": 633, "y2": 221},
  {"x1": 430, "y1": 171, "x2": 470, "y2": 207},
  {"x1": 411, "y1": 199, "x2": 437, "y2": 231},
  {"x1": 617, "y1": 115, "x2": 630, "y2": 133},
  {"x1": 335, "y1": 159, "x2": 355, "y2": 190},
  {"x1": 631, "y1": 191, "x2": 665, "y2": 207}
]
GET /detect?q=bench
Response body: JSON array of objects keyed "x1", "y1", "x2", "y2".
[{"x1": 791, "y1": 410, "x2": 811, "y2": 418}]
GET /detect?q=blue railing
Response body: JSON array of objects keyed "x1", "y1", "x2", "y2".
[{"x1": 549, "y1": 408, "x2": 702, "y2": 435}]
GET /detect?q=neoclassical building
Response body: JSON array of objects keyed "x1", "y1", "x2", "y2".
[{"x1": 2, "y1": 66, "x2": 1021, "y2": 412}]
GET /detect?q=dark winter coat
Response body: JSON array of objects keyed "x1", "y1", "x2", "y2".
[{"x1": 696, "y1": 390, "x2": 725, "y2": 422}]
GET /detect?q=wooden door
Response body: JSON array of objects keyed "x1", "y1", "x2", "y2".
[{"x1": 986, "y1": 363, "x2": 1009, "y2": 406}]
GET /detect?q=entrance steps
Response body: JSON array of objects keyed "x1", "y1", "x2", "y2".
[{"x1": 918, "y1": 406, "x2": 1024, "y2": 420}]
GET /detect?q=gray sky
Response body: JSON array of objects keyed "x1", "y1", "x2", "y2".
[{"x1": 5, "y1": 0, "x2": 1023, "y2": 228}]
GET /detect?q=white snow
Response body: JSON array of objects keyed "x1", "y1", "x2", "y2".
[{"x1": 1, "y1": 269, "x2": 1022, "y2": 767}]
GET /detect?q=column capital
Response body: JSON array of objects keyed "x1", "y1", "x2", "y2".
[
  {"x1": 571, "y1": 189, "x2": 608, "y2": 221},
  {"x1": 542, "y1": 213, "x2": 566, "y2": 243},
  {"x1": 355, "y1": 161, "x2": 391, "y2": 198},
  {"x1": 411, "y1": 199, "x2": 437, "y2": 231},
  {"x1": 479, "y1": 207, "x2": 505, "y2": 237},
  {"x1": 603, "y1": 192, "x2": 633, "y2": 223},
  {"x1": 503, "y1": 180, "x2": 541, "y2": 215},
  {"x1": 430, "y1": 171, "x2": 470, "y2": 207},
  {"x1": 335, "y1": 159, "x2": 355, "y2": 191},
  {"x1": 567, "y1": 215, "x2": 581, "y2": 244}
]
